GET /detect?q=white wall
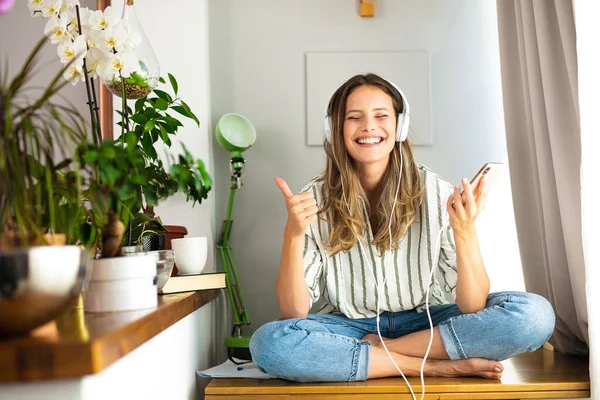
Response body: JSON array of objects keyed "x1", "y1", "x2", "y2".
[{"x1": 208, "y1": 0, "x2": 524, "y2": 333}]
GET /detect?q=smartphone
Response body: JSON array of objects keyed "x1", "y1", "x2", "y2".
[{"x1": 462, "y1": 162, "x2": 505, "y2": 196}]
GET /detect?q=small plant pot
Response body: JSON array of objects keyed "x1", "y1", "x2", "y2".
[
  {"x1": 141, "y1": 232, "x2": 166, "y2": 251},
  {"x1": 83, "y1": 254, "x2": 157, "y2": 312}
]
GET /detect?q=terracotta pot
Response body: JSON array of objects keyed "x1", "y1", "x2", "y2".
[{"x1": 164, "y1": 225, "x2": 187, "y2": 276}]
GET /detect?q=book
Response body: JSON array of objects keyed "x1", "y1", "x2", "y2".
[{"x1": 159, "y1": 272, "x2": 226, "y2": 294}]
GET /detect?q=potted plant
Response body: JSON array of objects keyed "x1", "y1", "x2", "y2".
[
  {"x1": 79, "y1": 89, "x2": 212, "y2": 312},
  {"x1": 119, "y1": 75, "x2": 211, "y2": 249},
  {"x1": 0, "y1": 37, "x2": 89, "y2": 336},
  {"x1": 24, "y1": 2, "x2": 212, "y2": 312}
]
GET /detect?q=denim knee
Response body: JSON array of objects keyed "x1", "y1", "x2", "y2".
[
  {"x1": 249, "y1": 319, "x2": 293, "y2": 374},
  {"x1": 503, "y1": 292, "x2": 555, "y2": 353},
  {"x1": 249, "y1": 318, "x2": 370, "y2": 382}
]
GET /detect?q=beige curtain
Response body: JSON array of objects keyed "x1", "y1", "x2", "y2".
[{"x1": 496, "y1": 0, "x2": 588, "y2": 355}]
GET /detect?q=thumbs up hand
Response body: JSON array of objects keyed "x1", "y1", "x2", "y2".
[{"x1": 275, "y1": 177, "x2": 318, "y2": 238}]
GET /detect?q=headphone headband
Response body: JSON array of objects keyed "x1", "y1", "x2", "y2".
[{"x1": 323, "y1": 78, "x2": 410, "y2": 144}]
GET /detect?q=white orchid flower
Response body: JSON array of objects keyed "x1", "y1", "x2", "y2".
[
  {"x1": 41, "y1": 0, "x2": 63, "y2": 18},
  {"x1": 81, "y1": 12, "x2": 104, "y2": 48},
  {"x1": 28, "y1": 0, "x2": 43, "y2": 17},
  {"x1": 84, "y1": 29, "x2": 105, "y2": 51},
  {"x1": 113, "y1": 20, "x2": 141, "y2": 52},
  {"x1": 88, "y1": 6, "x2": 119, "y2": 31},
  {"x1": 66, "y1": 15, "x2": 79, "y2": 36},
  {"x1": 101, "y1": 22, "x2": 140, "y2": 53},
  {"x1": 78, "y1": 6, "x2": 91, "y2": 27},
  {"x1": 100, "y1": 51, "x2": 139, "y2": 82},
  {"x1": 85, "y1": 47, "x2": 108, "y2": 78},
  {"x1": 101, "y1": 25, "x2": 124, "y2": 51},
  {"x1": 63, "y1": 8, "x2": 83, "y2": 37},
  {"x1": 44, "y1": 15, "x2": 70, "y2": 44},
  {"x1": 57, "y1": 35, "x2": 87, "y2": 64},
  {"x1": 63, "y1": 62, "x2": 85, "y2": 85},
  {"x1": 59, "y1": 0, "x2": 79, "y2": 14}
]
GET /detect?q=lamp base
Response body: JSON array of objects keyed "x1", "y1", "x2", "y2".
[
  {"x1": 226, "y1": 334, "x2": 252, "y2": 362},
  {"x1": 228, "y1": 347, "x2": 252, "y2": 362}
]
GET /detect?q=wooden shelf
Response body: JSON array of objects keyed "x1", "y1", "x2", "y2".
[
  {"x1": 206, "y1": 349, "x2": 590, "y2": 399},
  {"x1": 0, "y1": 289, "x2": 219, "y2": 382}
]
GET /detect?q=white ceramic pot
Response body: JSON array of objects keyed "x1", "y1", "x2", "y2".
[{"x1": 83, "y1": 254, "x2": 157, "y2": 312}]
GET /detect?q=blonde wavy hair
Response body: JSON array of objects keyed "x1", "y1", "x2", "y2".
[{"x1": 320, "y1": 74, "x2": 424, "y2": 256}]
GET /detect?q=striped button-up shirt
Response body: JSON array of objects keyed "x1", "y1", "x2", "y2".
[{"x1": 301, "y1": 165, "x2": 458, "y2": 319}]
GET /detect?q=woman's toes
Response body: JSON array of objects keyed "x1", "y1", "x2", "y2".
[
  {"x1": 490, "y1": 361, "x2": 503, "y2": 372},
  {"x1": 478, "y1": 371, "x2": 502, "y2": 379}
]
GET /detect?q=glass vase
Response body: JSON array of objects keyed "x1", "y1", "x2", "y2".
[{"x1": 103, "y1": 0, "x2": 160, "y2": 99}]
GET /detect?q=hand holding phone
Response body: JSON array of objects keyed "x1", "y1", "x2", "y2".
[
  {"x1": 462, "y1": 162, "x2": 505, "y2": 195},
  {"x1": 455, "y1": 162, "x2": 505, "y2": 207}
]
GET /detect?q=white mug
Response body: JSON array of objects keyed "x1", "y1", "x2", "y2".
[{"x1": 171, "y1": 237, "x2": 208, "y2": 275}]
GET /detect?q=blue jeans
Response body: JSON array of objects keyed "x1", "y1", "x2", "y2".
[{"x1": 249, "y1": 292, "x2": 555, "y2": 382}]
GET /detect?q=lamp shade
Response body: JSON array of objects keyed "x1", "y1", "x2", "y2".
[{"x1": 215, "y1": 113, "x2": 257, "y2": 153}]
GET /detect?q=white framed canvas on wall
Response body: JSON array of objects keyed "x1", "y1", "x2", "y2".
[{"x1": 305, "y1": 51, "x2": 432, "y2": 147}]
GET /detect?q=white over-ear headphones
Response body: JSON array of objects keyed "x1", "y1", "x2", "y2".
[{"x1": 323, "y1": 78, "x2": 411, "y2": 144}]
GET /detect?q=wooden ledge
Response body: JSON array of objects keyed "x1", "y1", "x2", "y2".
[
  {"x1": 205, "y1": 349, "x2": 590, "y2": 399},
  {"x1": 0, "y1": 289, "x2": 219, "y2": 382}
]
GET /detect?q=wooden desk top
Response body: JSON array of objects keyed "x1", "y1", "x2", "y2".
[
  {"x1": 0, "y1": 289, "x2": 219, "y2": 383},
  {"x1": 206, "y1": 349, "x2": 590, "y2": 399}
]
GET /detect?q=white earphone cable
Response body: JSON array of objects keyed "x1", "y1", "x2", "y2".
[{"x1": 342, "y1": 145, "x2": 448, "y2": 400}]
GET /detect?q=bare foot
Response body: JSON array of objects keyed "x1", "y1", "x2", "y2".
[
  {"x1": 428, "y1": 358, "x2": 504, "y2": 379},
  {"x1": 364, "y1": 333, "x2": 503, "y2": 379}
]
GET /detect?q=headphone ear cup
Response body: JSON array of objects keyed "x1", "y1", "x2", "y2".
[
  {"x1": 396, "y1": 112, "x2": 410, "y2": 142},
  {"x1": 324, "y1": 115, "x2": 332, "y2": 143}
]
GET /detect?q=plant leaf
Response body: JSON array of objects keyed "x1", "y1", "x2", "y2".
[
  {"x1": 131, "y1": 113, "x2": 147, "y2": 125},
  {"x1": 159, "y1": 124, "x2": 171, "y2": 146},
  {"x1": 144, "y1": 120, "x2": 156, "y2": 131},
  {"x1": 124, "y1": 131, "x2": 138, "y2": 149},
  {"x1": 150, "y1": 129, "x2": 159, "y2": 143},
  {"x1": 135, "y1": 98, "x2": 146, "y2": 113},
  {"x1": 180, "y1": 100, "x2": 200, "y2": 126},
  {"x1": 154, "y1": 98, "x2": 169, "y2": 111},
  {"x1": 153, "y1": 89, "x2": 173, "y2": 103},
  {"x1": 141, "y1": 132, "x2": 155, "y2": 158},
  {"x1": 168, "y1": 73, "x2": 178, "y2": 95}
]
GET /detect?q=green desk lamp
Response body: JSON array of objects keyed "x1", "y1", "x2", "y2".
[{"x1": 215, "y1": 113, "x2": 256, "y2": 363}]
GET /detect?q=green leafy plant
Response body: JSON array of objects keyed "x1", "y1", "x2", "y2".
[
  {"x1": 115, "y1": 73, "x2": 211, "y2": 246},
  {"x1": 1, "y1": 37, "x2": 211, "y2": 257},
  {"x1": 78, "y1": 73, "x2": 212, "y2": 257},
  {"x1": 0, "y1": 38, "x2": 88, "y2": 247}
]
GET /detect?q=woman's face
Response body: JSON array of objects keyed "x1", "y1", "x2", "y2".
[{"x1": 342, "y1": 85, "x2": 397, "y2": 167}]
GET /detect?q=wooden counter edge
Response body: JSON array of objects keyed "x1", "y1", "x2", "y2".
[
  {"x1": 90, "y1": 289, "x2": 219, "y2": 373},
  {"x1": 0, "y1": 289, "x2": 219, "y2": 382}
]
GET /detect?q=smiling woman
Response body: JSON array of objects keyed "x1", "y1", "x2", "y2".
[{"x1": 250, "y1": 73, "x2": 555, "y2": 390}]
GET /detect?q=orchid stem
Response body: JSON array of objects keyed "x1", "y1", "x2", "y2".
[{"x1": 75, "y1": 5, "x2": 100, "y2": 148}]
